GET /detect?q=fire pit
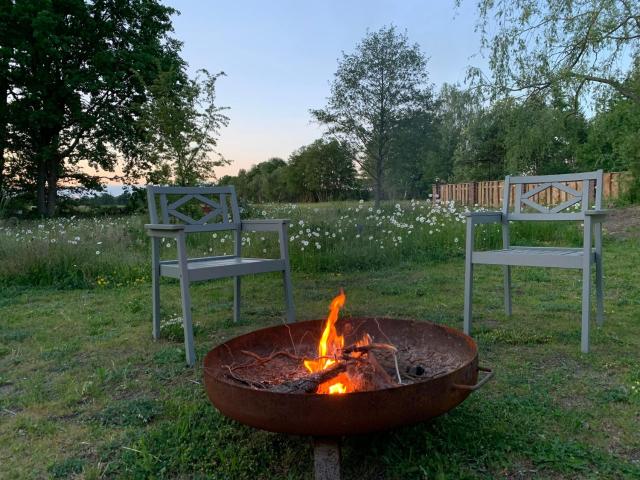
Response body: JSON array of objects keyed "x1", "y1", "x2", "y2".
[{"x1": 203, "y1": 291, "x2": 492, "y2": 479}]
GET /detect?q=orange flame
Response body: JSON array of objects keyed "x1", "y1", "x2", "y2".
[
  {"x1": 303, "y1": 289, "x2": 352, "y2": 395},
  {"x1": 303, "y1": 289, "x2": 346, "y2": 374}
]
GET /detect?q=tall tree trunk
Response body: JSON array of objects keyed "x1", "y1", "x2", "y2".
[
  {"x1": 36, "y1": 159, "x2": 47, "y2": 216},
  {"x1": 35, "y1": 135, "x2": 60, "y2": 217},
  {"x1": 374, "y1": 172, "x2": 382, "y2": 208},
  {"x1": 0, "y1": 2, "x2": 9, "y2": 193},
  {"x1": 0, "y1": 99, "x2": 5, "y2": 193},
  {"x1": 0, "y1": 129, "x2": 5, "y2": 193},
  {"x1": 374, "y1": 152, "x2": 383, "y2": 209},
  {"x1": 45, "y1": 154, "x2": 58, "y2": 217}
]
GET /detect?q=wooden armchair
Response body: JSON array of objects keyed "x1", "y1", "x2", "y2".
[
  {"x1": 463, "y1": 170, "x2": 607, "y2": 352},
  {"x1": 146, "y1": 185, "x2": 295, "y2": 366}
]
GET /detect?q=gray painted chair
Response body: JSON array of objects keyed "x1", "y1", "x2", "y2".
[
  {"x1": 464, "y1": 170, "x2": 607, "y2": 353},
  {"x1": 146, "y1": 185, "x2": 295, "y2": 366}
]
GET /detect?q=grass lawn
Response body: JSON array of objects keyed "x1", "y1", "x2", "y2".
[{"x1": 1, "y1": 237, "x2": 639, "y2": 479}]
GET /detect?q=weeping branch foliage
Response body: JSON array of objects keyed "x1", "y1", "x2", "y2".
[
  {"x1": 465, "y1": 0, "x2": 640, "y2": 198},
  {"x1": 467, "y1": 0, "x2": 640, "y2": 104}
]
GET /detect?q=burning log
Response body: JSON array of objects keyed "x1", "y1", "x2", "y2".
[
  {"x1": 270, "y1": 343, "x2": 399, "y2": 394},
  {"x1": 345, "y1": 351, "x2": 396, "y2": 391},
  {"x1": 300, "y1": 290, "x2": 402, "y2": 395},
  {"x1": 271, "y1": 362, "x2": 348, "y2": 394}
]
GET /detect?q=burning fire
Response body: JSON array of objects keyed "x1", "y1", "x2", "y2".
[{"x1": 303, "y1": 289, "x2": 370, "y2": 395}]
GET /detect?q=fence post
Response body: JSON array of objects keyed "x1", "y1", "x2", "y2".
[{"x1": 470, "y1": 182, "x2": 477, "y2": 206}]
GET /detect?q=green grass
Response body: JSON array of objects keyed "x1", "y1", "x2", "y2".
[{"x1": 1, "y1": 232, "x2": 639, "y2": 479}]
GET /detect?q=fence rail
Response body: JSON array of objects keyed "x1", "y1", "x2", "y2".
[{"x1": 432, "y1": 172, "x2": 627, "y2": 208}]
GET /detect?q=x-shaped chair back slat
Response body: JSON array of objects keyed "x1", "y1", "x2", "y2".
[
  {"x1": 147, "y1": 186, "x2": 241, "y2": 232},
  {"x1": 503, "y1": 171, "x2": 603, "y2": 221}
]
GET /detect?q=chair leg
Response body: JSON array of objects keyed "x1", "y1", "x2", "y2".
[
  {"x1": 152, "y1": 274, "x2": 161, "y2": 340},
  {"x1": 233, "y1": 276, "x2": 241, "y2": 323},
  {"x1": 464, "y1": 219, "x2": 474, "y2": 335},
  {"x1": 151, "y1": 238, "x2": 161, "y2": 340},
  {"x1": 595, "y1": 253, "x2": 604, "y2": 327},
  {"x1": 179, "y1": 277, "x2": 196, "y2": 366},
  {"x1": 463, "y1": 261, "x2": 473, "y2": 336},
  {"x1": 581, "y1": 266, "x2": 591, "y2": 354},
  {"x1": 503, "y1": 265, "x2": 512, "y2": 316},
  {"x1": 283, "y1": 268, "x2": 295, "y2": 323}
]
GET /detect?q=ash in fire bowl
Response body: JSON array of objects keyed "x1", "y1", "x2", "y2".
[{"x1": 216, "y1": 290, "x2": 470, "y2": 396}]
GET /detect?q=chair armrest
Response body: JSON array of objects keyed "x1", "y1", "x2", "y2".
[
  {"x1": 241, "y1": 219, "x2": 290, "y2": 232},
  {"x1": 584, "y1": 210, "x2": 608, "y2": 222},
  {"x1": 465, "y1": 211, "x2": 503, "y2": 224},
  {"x1": 145, "y1": 224, "x2": 185, "y2": 238}
]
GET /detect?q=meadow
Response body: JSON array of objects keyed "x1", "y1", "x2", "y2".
[
  {"x1": 1, "y1": 200, "x2": 639, "y2": 479},
  {"x1": 0, "y1": 199, "x2": 584, "y2": 289}
]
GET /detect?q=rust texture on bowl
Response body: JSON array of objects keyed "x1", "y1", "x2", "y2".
[{"x1": 203, "y1": 318, "x2": 482, "y2": 437}]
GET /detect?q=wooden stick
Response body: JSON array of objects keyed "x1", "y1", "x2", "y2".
[
  {"x1": 271, "y1": 363, "x2": 348, "y2": 394},
  {"x1": 341, "y1": 342, "x2": 397, "y2": 356}
]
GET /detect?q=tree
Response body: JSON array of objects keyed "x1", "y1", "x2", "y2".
[
  {"x1": 383, "y1": 110, "x2": 438, "y2": 198},
  {"x1": 311, "y1": 25, "x2": 433, "y2": 207},
  {"x1": 453, "y1": 95, "x2": 588, "y2": 180},
  {"x1": 287, "y1": 139, "x2": 359, "y2": 202},
  {"x1": 468, "y1": 0, "x2": 640, "y2": 106},
  {"x1": 502, "y1": 93, "x2": 588, "y2": 175},
  {"x1": 220, "y1": 158, "x2": 288, "y2": 203},
  {"x1": 0, "y1": 0, "x2": 10, "y2": 193},
  {"x1": 431, "y1": 84, "x2": 482, "y2": 181},
  {"x1": 142, "y1": 69, "x2": 229, "y2": 186},
  {"x1": 453, "y1": 100, "x2": 510, "y2": 181},
  {"x1": 219, "y1": 141, "x2": 360, "y2": 203},
  {"x1": 578, "y1": 66, "x2": 640, "y2": 200},
  {"x1": 3, "y1": 0, "x2": 182, "y2": 216}
]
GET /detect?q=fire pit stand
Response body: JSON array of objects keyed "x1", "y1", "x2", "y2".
[{"x1": 313, "y1": 437, "x2": 341, "y2": 480}]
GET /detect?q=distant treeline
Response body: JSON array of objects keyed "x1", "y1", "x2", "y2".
[
  {"x1": 217, "y1": 81, "x2": 640, "y2": 203},
  {"x1": 218, "y1": 140, "x2": 366, "y2": 203}
]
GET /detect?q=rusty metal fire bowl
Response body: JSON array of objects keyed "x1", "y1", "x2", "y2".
[{"x1": 203, "y1": 317, "x2": 492, "y2": 437}]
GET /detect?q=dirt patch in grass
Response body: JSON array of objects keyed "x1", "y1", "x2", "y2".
[
  {"x1": 497, "y1": 459, "x2": 547, "y2": 479},
  {"x1": 604, "y1": 205, "x2": 640, "y2": 239},
  {"x1": 0, "y1": 382, "x2": 15, "y2": 396}
]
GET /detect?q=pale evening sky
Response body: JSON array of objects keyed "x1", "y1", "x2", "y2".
[{"x1": 159, "y1": 0, "x2": 487, "y2": 179}]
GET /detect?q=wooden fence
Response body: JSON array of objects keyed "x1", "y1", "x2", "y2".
[{"x1": 432, "y1": 172, "x2": 627, "y2": 208}]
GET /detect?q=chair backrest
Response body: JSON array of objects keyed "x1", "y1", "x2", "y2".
[
  {"x1": 147, "y1": 185, "x2": 241, "y2": 233},
  {"x1": 502, "y1": 170, "x2": 603, "y2": 221}
]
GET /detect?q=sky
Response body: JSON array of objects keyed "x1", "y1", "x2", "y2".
[{"x1": 161, "y1": 0, "x2": 487, "y2": 179}]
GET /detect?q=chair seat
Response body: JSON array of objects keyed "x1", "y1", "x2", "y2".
[
  {"x1": 472, "y1": 246, "x2": 595, "y2": 269},
  {"x1": 160, "y1": 256, "x2": 286, "y2": 282}
]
